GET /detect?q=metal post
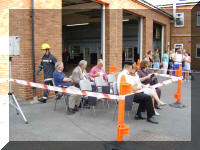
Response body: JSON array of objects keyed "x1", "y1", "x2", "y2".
[
  {"x1": 101, "y1": 4, "x2": 106, "y2": 70},
  {"x1": 9, "y1": 56, "x2": 28, "y2": 124},
  {"x1": 139, "y1": 17, "x2": 143, "y2": 61}
]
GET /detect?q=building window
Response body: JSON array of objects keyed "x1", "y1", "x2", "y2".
[
  {"x1": 197, "y1": 11, "x2": 200, "y2": 26},
  {"x1": 175, "y1": 13, "x2": 184, "y2": 27},
  {"x1": 196, "y1": 44, "x2": 200, "y2": 58},
  {"x1": 174, "y1": 44, "x2": 183, "y2": 52}
]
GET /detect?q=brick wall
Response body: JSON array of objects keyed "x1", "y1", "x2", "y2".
[
  {"x1": 191, "y1": 3, "x2": 200, "y2": 70},
  {"x1": 101, "y1": 0, "x2": 171, "y2": 72},
  {"x1": 8, "y1": 0, "x2": 62, "y2": 100},
  {"x1": 0, "y1": 0, "x2": 32, "y2": 95}
]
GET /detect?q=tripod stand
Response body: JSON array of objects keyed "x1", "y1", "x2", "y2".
[{"x1": 9, "y1": 56, "x2": 28, "y2": 124}]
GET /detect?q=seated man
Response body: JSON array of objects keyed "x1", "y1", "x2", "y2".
[
  {"x1": 117, "y1": 61, "x2": 158, "y2": 124},
  {"x1": 138, "y1": 60, "x2": 162, "y2": 109},
  {"x1": 71, "y1": 60, "x2": 89, "y2": 88},
  {"x1": 53, "y1": 61, "x2": 81, "y2": 115}
]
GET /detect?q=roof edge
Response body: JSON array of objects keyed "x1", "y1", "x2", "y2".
[{"x1": 135, "y1": 0, "x2": 173, "y2": 19}]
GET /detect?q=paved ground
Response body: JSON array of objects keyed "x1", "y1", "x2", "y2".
[{"x1": 9, "y1": 77, "x2": 191, "y2": 141}]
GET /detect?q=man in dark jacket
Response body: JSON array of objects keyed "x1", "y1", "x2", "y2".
[{"x1": 37, "y1": 43, "x2": 57, "y2": 103}]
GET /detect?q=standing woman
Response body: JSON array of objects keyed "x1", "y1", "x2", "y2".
[
  {"x1": 153, "y1": 48, "x2": 160, "y2": 69},
  {"x1": 162, "y1": 50, "x2": 169, "y2": 74},
  {"x1": 184, "y1": 52, "x2": 191, "y2": 81},
  {"x1": 168, "y1": 50, "x2": 174, "y2": 75},
  {"x1": 173, "y1": 49, "x2": 184, "y2": 76}
]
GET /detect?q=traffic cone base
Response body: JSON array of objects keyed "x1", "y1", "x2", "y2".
[{"x1": 169, "y1": 102, "x2": 186, "y2": 108}]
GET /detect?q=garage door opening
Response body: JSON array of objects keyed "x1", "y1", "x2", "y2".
[
  {"x1": 122, "y1": 11, "x2": 141, "y2": 66},
  {"x1": 62, "y1": 0, "x2": 103, "y2": 74},
  {"x1": 153, "y1": 22, "x2": 164, "y2": 57}
]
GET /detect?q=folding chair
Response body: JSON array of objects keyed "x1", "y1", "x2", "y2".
[
  {"x1": 107, "y1": 74, "x2": 116, "y2": 94},
  {"x1": 112, "y1": 82, "x2": 134, "y2": 121},
  {"x1": 53, "y1": 80, "x2": 69, "y2": 113},
  {"x1": 94, "y1": 76, "x2": 110, "y2": 109},
  {"x1": 79, "y1": 80, "x2": 97, "y2": 115}
]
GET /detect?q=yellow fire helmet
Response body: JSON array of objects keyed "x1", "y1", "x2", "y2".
[{"x1": 41, "y1": 43, "x2": 51, "y2": 50}]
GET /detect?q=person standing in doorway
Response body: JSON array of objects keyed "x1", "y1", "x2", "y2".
[
  {"x1": 37, "y1": 43, "x2": 57, "y2": 103},
  {"x1": 162, "y1": 50, "x2": 169, "y2": 74},
  {"x1": 153, "y1": 48, "x2": 160, "y2": 70},
  {"x1": 62, "y1": 48, "x2": 70, "y2": 72}
]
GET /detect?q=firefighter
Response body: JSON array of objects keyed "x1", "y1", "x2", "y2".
[{"x1": 37, "y1": 43, "x2": 57, "y2": 103}]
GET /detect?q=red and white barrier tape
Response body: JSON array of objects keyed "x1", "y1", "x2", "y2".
[{"x1": 0, "y1": 73, "x2": 182, "y2": 100}]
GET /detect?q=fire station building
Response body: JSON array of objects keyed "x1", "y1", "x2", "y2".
[{"x1": 0, "y1": 0, "x2": 199, "y2": 100}]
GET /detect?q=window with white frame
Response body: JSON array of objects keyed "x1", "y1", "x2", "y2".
[
  {"x1": 197, "y1": 11, "x2": 200, "y2": 26},
  {"x1": 196, "y1": 44, "x2": 200, "y2": 58},
  {"x1": 174, "y1": 44, "x2": 183, "y2": 52},
  {"x1": 175, "y1": 12, "x2": 184, "y2": 27}
]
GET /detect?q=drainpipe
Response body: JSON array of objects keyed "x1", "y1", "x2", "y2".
[{"x1": 32, "y1": 0, "x2": 37, "y2": 99}]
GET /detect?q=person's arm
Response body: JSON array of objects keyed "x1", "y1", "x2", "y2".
[
  {"x1": 63, "y1": 77, "x2": 73, "y2": 82},
  {"x1": 140, "y1": 74, "x2": 151, "y2": 82},
  {"x1": 132, "y1": 84, "x2": 141, "y2": 91},
  {"x1": 89, "y1": 66, "x2": 99, "y2": 78},
  {"x1": 51, "y1": 55, "x2": 57, "y2": 65},
  {"x1": 102, "y1": 69, "x2": 107, "y2": 80},
  {"x1": 71, "y1": 68, "x2": 82, "y2": 83},
  {"x1": 37, "y1": 60, "x2": 43, "y2": 75}
]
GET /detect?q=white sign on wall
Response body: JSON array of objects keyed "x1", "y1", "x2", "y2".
[{"x1": 9, "y1": 36, "x2": 20, "y2": 56}]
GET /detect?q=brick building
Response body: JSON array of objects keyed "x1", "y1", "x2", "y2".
[
  {"x1": 157, "y1": 0, "x2": 200, "y2": 70},
  {"x1": 0, "y1": 0, "x2": 198, "y2": 100}
]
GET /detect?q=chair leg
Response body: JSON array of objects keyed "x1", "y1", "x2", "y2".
[
  {"x1": 106, "y1": 99, "x2": 110, "y2": 109},
  {"x1": 54, "y1": 99, "x2": 58, "y2": 111},
  {"x1": 92, "y1": 106, "x2": 96, "y2": 116},
  {"x1": 113, "y1": 103, "x2": 118, "y2": 121},
  {"x1": 80, "y1": 98, "x2": 85, "y2": 116},
  {"x1": 64, "y1": 95, "x2": 69, "y2": 113}
]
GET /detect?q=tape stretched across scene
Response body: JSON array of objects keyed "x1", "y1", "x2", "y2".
[{"x1": 0, "y1": 74, "x2": 182, "y2": 100}]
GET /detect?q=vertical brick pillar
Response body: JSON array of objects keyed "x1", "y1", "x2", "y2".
[
  {"x1": 34, "y1": 0, "x2": 62, "y2": 98},
  {"x1": 105, "y1": 8, "x2": 123, "y2": 73},
  {"x1": 143, "y1": 16, "x2": 153, "y2": 55}
]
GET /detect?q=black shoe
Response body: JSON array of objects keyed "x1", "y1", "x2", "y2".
[
  {"x1": 67, "y1": 107, "x2": 75, "y2": 115},
  {"x1": 147, "y1": 117, "x2": 159, "y2": 124},
  {"x1": 135, "y1": 114, "x2": 145, "y2": 120},
  {"x1": 155, "y1": 105, "x2": 162, "y2": 109},
  {"x1": 38, "y1": 98, "x2": 46, "y2": 103},
  {"x1": 73, "y1": 105, "x2": 79, "y2": 111}
]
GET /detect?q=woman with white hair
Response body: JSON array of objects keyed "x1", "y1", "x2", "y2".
[{"x1": 89, "y1": 59, "x2": 107, "y2": 81}]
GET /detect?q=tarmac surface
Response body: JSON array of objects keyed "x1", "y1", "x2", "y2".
[{"x1": 9, "y1": 77, "x2": 191, "y2": 141}]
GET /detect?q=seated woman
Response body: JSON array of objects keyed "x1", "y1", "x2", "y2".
[
  {"x1": 89, "y1": 59, "x2": 107, "y2": 81},
  {"x1": 53, "y1": 61, "x2": 81, "y2": 115},
  {"x1": 130, "y1": 63, "x2": 166, "y2": 116},
  {"x1": 138, "y1": 60, "x2": 162, "y2": 109}
]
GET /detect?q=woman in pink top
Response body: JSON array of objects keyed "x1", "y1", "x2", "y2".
[{"x1": 89, "y1": 59, "x2": 107, "y2": 80}]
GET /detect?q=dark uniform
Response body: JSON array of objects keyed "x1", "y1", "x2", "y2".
[{"x1": 38, "y1": 52, "x2": 57, "y2": 101}]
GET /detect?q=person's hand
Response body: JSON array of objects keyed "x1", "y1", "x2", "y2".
[
  {"x1": 69, "y1": 78, "x2": 73, "y2": 82},
  {"x1": 146, "y1": 74, "x2": 151, "y2": 79},
  {"x1": 95, "y1": 73, "x2": 100, "y2": 77},
  {"x1": 37, "y1": 68, "x2": 41, "y2": 75}
]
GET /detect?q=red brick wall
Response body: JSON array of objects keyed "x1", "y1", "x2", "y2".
[
  {"x1": 8, "y1": 0, "x2": 62, "y2": 100},
  {"x1": 102, "y1": 0, "x2": 171, "y2": 72},
  {"x1": 191, "y1": 3, "x2": 200, "y2": 70}
]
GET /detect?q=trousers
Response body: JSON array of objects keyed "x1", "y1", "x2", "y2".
[
  {"x1": 66, "y1": 86, "x2": 81, "y2": 109},
  {"x1": 43, "y1": 80, "x2": 55, "y2": 100},
  {"x1": 133, "y1": 93, "x2": 155, "y2": 119}
]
